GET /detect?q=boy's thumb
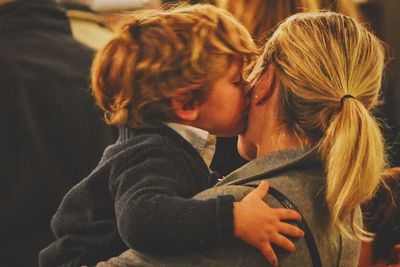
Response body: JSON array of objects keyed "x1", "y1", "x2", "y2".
[{"x1": 253, "y1": 180, "x2": 269, "y2": 199}]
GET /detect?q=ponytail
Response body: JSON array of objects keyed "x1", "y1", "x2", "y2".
[{"x1": 320, "y1": 98, "x2": 387, "y2": 240}]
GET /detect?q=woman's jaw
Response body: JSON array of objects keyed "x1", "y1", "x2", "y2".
[{"x1": 237, "y1": 134, "x2": 257, "y2": 161}]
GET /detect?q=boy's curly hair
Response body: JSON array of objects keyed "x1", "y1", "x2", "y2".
[{"x1": 91, "y1": 4, "x2": 257, "y2": 127}]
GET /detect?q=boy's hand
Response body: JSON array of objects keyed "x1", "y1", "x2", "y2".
[{"x1": 233, "y1": 181, "x2": 304, "y2": 266}]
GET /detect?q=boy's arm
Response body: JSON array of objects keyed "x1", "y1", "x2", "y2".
[{"x1": 113, "y1": 145, "x2": 235, "y2": 252}]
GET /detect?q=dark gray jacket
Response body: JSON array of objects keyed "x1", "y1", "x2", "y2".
[
  {"x1": 97, "y1": 146, "x2": 361, "y2": 267},
  {"x1": 40, "y1": 126, "x2": 234, "y2": 267}
]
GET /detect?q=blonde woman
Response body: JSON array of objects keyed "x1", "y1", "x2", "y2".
[{"x1": 98, "y1": 11, "x2": 387, "y2": 266}]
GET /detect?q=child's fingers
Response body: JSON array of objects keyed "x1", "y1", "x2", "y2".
[
  {"x1": 273, "y1": 208, "x2": 302, "y2": 220},
  {"x1": 271, "y1": 233, "x2": 296, "y2": 252},
  {"x1": 250, "y1": 180, "x2": 270, "y2": 199},
  {"x1": 259, "y1": 242, "x2": 278, "y2": 267},
  {"x1": 277, "y1": 222, "x2": 304, "y2": 237}
]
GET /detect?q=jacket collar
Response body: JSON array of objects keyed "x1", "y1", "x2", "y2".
[{"x1": 217, "y1": 145, "x2": 321, "y2": 186}]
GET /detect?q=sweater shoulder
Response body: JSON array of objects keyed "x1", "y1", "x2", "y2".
[{"x1": 103, "y1": 127, "x2": 200, "y2": 163}]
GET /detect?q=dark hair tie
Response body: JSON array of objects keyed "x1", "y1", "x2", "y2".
[
  {"x1": 129, "y1": 22, "x2": 141, "y2": 38},
  {"x1": 340, "y1": 94, "x2": 355, "y2": 106}
]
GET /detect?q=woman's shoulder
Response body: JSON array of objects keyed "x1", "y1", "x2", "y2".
[{"x1": 194, "y1": 169, "x2": 361, "y2": 266}]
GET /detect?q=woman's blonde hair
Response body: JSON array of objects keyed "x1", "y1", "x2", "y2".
[
  {"x1": 249, "y1": 12, "x2": 387, "y2": 240},
  {"x1": 91, "y1": 4, "x2": 257, "y2": 127},
  {"x1": 218, "y1": 0, "x2": 320, "y2": 45}
]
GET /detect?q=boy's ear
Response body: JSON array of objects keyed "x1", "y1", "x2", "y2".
[
  {"x1": 253, "y1": 64, "x2": 276, "y2": 105},
  {"x1": 171, "y1": 89, "x2": 200, "y2": 122}
]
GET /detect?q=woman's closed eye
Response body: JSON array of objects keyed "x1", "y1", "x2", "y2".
[
  {"x1": 233, "y1": 77, "x2": 247, "y2": 88},
  {"x1": 233, "y1": 80, "x2": 243, "y2": 87}
]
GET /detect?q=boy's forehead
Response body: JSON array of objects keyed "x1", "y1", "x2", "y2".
[
  {"x1": 212, "y1": 59, "x2": 243, "y2": 81},
  {"x1": 230, "y1": 59, "x2": 244, "y2": 75},
  {"x1": 209, "y1": 56, "x2": 241, "y2": 72}
]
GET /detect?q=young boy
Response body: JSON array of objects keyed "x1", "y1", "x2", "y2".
[{"x1": 39, "y1": 4, "x2": 303, "y2": 267}]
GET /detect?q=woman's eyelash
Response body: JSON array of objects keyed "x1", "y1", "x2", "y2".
[{"x1": 233, "y1": 78, "x2": 243, "y2": 84}]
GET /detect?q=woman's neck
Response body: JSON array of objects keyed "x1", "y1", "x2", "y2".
[{"x1": 256, "y1": 126, "x2": 310, "y2": 158}]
